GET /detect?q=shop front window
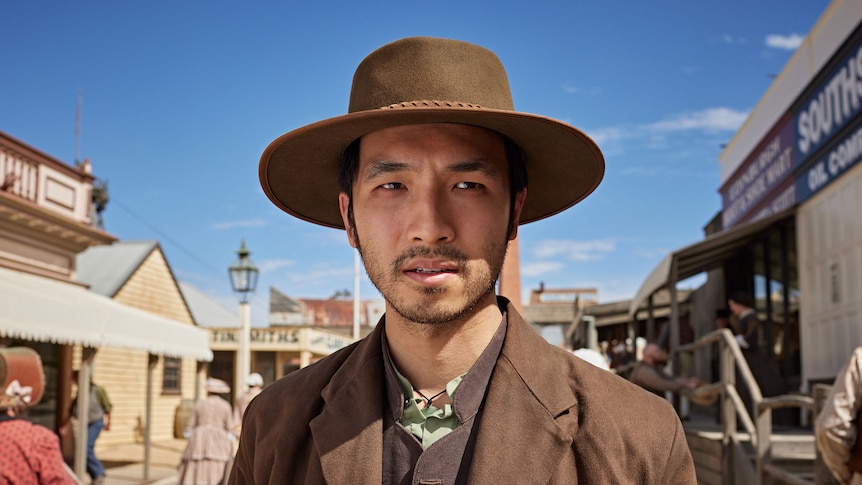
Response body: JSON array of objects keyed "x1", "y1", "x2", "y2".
[{"x1": 750, "y1": 219, "x2": 800, "y2": 383}]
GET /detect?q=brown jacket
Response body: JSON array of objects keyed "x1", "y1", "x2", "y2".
[{"x1": 230, "y1": 300, "x2": 696, "y2": 484}]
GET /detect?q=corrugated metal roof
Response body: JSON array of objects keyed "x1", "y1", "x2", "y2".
[
  {"x1": 270, "y1": 286, "x2": 304, "y2": 313},
  {"x1": 178, "y1": 281, "x2": 238, "y2": 328},
  {"x1": 76, "y1": 241, "x2": 157, "y2": 297}
]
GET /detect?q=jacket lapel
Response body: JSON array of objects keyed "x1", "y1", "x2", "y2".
[
  {"x1": 469, "y1": 302, "x2": 579, "y2": 483},
  {"x1": 310, "y1": 323, "x2": 386, "y2": 484}
]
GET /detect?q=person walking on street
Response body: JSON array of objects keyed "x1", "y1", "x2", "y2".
[
  {"x1": 0, "y1": 347, "x2": 77, "y2": 484},
  {"x1": 179, "y1": 378, "x2": 234, "y2": 485},
  {"x1": 232, "y1": 373, "x2": 263, "y2": 437},
  {"x1": 61, "y1": 371, "x2": 111, "y2": 485},
  {"x1": 231, "y1": 36, "x2": 696, "y2": 484}
]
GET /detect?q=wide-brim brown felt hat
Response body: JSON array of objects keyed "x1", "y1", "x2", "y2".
[{"x1": 260, "y1": 36, "x2": 605, "y2": 229}]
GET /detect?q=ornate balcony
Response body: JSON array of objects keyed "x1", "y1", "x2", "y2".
[{"x1": 0, "y1": 131, "x2": 115, "y2": 281}]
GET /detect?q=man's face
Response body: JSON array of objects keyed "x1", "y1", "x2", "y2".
[
  {"x1": 338, "y1": 123, "x2": 526, "y2": 326},
  {"x1": 728, "y1": 300, "x2": 741, "y2": 315}
]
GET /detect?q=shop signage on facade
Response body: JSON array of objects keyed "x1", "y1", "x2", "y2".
[
  {"x1": 797, "y1": 118, "x2": 862, "y2": 201},
  {"x1": 721, "y1": 115, "x2": 796, "y2": 228},
  {"x1": 721, "y1": 26, "x2": 862, "y2": 229}
]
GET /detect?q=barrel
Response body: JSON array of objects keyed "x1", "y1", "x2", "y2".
[{"x1": 174, "y1": 399, "x2": 195, "y2": 438}]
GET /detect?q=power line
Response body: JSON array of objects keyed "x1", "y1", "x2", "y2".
[{"x1": 111, "y1": 197, "x2": 223, "y2": 277}]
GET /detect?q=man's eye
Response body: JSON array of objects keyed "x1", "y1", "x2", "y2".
[
  {"x1": 455, "y1": 182, "x2": 481, "y2": 189},
  {"x1": 380, "y1": 182, "x2": 404, "y2": 190}
]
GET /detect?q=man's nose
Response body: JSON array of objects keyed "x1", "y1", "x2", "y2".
[{"x1": 406, "y1": 190, "x2": 454, "y2": 244}]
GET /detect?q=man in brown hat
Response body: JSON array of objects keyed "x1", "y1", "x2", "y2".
[{"x1": 231, "y1": 36, "x2": 696, "y2": 484}]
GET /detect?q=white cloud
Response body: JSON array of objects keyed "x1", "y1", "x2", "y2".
[
  {"x1": 257, "y1": 259, "x2": 295, "y2": 274},
  {"x1": 521, "y1": 261, "x2": 565, "y2": 277},
  {"x1": 212, "y1": 218, "x2": 267, "y2": 230},
  {"x1": 583, "y1": 106, "x2": 748, "y2": 164},
  {"x1": 766, "y1": 33, "x2": 804, "y2": 50},
  {"x1": 562, "y1": 83, "x2": 580, "y2": 94},
  {"x1": 288, "y1": 265, "x2": 355, "y2": 286},
  {"x1": 620, "y1": 166, "x2": 663, "y2": 177},
  {"x1": 587, "y1": 126, "x2": 633, "y2": 145},
  {"x1": 531, "y1": 239, "x2": 616, "y2": 262},
  {"x1": 717, "y1": 34, "x2": 746, "y2": 45},
  {"x1": 647, "y1": 107, "x2": 748, "y2": 133}
]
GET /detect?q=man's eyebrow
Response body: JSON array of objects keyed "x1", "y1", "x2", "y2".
[
  {"x1": 361, "y1": 161, "x2": 412, "y2": 182},
  {"x1": 447, "y1": 159, "x2": 501, "y2": 177},
  {"x1": 360, "y1": 158, "x2": 502, "y2": 182}
]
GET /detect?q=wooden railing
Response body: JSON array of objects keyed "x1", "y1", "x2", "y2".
[
  {"x1": 676, "y1": 330, "x2": 843, "y2": 484},
  {"x1": 756, "y1": 394, "x2": 815, "y2": 484},
  {"x1": 677, "y1": 328, "x2": 763, "y2": 443}
]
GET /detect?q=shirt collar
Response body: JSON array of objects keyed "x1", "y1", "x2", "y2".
[{"x1": 382, "y1": 308, "x2": 509, "y2": 423}]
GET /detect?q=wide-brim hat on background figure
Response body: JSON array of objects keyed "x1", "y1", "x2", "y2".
[
  {"x1": 246, "y1": 373, "x2": 263, "y2": 387},
  {"x1": 0, "y1": 347, "x2": 45, "y2": 409},
  {"x1": 260, "y1": 36, "x2": 605, "y2": 229},
  {"x1": 205, "y1": 378, "x2": 230, "y2": 394}
]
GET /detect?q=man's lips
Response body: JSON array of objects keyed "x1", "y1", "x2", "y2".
[
  {"x1": 410, "y1": 267, "x2": 456, "y2": 274},
  {"x1": 401, "y1": 259, "x2": 460, "y2": 284},
  {"x1": 403, "y1": 260, "x2": 459, "y2": 274}
]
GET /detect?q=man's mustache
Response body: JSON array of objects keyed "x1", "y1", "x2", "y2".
[{"x1": 391, "y1": 246, "x2": 469, "y2": 272}]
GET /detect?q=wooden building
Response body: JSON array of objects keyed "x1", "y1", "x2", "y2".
[
  {"x1": 0, "y1": 131, "x2": 211, "y2": 479},
  {"x1": 75, "y1": 241, "x2": 213, "y2": 449},
  {"x1": 630, "y1": 0, "x2": 862, "y2": 397}
]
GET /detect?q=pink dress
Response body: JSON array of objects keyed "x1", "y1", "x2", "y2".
[
  {"x1": 178, "y1": 396, "x2": 234, "y2": 485},
  {"x1": 0, "y1": 417, "x2": 75, "y2": 485}
]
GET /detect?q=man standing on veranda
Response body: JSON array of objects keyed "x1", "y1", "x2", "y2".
[{"x1": 231, "y1": 36, "x2": 696, "y2": 484}]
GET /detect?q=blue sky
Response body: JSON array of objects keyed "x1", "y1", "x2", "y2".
[{"x1": 1, "y1": 1, "x2": 829, "y2": 326}]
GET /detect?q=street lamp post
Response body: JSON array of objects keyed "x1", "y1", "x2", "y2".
[{"x1": 228, "y1": 239, "x2": 259, "y2": 399}]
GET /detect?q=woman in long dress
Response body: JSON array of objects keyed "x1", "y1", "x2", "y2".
[{"x1": 178, "y1": 378, "x2": 234, "y2": 485}]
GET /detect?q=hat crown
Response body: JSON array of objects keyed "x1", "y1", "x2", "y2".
[
  {"x1": 349, "y1": 37, "x2": 514, "y2": 113},
  {"x1": 0, "y1": 347, "x2": 45, "y2": 408}
]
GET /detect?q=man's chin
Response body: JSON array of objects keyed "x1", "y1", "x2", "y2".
[{"x1": 390, "y1": 300, "x2": 468, "y2": 326}]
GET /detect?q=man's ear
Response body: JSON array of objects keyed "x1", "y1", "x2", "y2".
[
  {"x1": 338, "y1": 192, "x2": 357, "y2": 248},
  {"x1": 508, "y1": 188, "x2": 528, "y2": 240}
]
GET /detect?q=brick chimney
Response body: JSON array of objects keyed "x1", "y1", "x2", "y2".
[{"x1": 499, "y1": 237, "x2": 523, "y2": 313}]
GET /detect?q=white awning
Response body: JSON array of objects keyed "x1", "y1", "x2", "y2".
[
  {"x1": 0, "y1": 267, "x2": 213, "y2": 361},
  {"x1": 627, "y1": 208, "x2": 796, "y2": 319}
]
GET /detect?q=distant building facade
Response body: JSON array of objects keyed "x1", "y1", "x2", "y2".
[
  {"x1": 631, "y1": 0, "x2": 862, "y2": 395},
  {"x1": 0, "y1": 132, "x2": 211, "y2": 477}
]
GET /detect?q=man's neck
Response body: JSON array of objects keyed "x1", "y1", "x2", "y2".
[{"x1": 384, "y1": 297, "x2": 504, "y2": 393}]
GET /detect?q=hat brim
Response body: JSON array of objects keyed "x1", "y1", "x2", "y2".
[
  {"x1": 260, "y1": 107, "x2": 604, "y2": 229},
  {"x1": 684, "y1": 385, "x2": 720, "y2": 406},
  {"x1": 205, "y1": 379, "x2": 231, "y2": 394}
]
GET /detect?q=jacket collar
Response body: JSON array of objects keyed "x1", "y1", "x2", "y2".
[
  {"x1": 310, "y1": 322, "x2": 386, "y2": 484},
  {"x1": 467, "y1": 297, "x2": 579, "y2": 483},
  {"x1": 309, "y1": 298, "x2": 578, "y2": 484}
]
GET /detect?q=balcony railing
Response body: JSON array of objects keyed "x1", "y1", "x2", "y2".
[
  {"x1": 0, "y1": 142, "x2": 95, "y2": 225},
  {"x1": 0, "y1": 148, "x2": 39, "y2": 203}
]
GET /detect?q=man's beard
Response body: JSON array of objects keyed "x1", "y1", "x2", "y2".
[{"x1": 352, "y1": 226, "x2": 508, "y2": 326}]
